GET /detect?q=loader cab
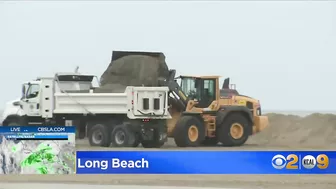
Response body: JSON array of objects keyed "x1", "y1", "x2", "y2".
[{"x1": 179, "y1": 75, "x2": 220, "y2": 108}]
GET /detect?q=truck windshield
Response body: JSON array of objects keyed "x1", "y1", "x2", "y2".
[
  {"x1": 180, "y1": 78, "x2": 201, "y2": 100},
  {"x1": 26, "y1": 84, "x2": 40, "y2": 99}
]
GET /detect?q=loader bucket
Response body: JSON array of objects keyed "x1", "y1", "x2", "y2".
[{"x1": 111, "y1": 51, "x2": 165, "y2": 62}]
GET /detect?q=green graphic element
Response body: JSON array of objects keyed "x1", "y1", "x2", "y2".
[{"x1": 19, "y1": 143, "x2": 72, "y2": 174}]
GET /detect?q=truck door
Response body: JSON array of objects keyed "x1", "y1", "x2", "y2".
[{"x1": 22, "y1": 84, "x2": 41, "y2": 116}]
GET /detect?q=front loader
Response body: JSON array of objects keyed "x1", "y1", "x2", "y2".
[{"x1": 160, "y1": 70, "x2": 269, "y2": 147}]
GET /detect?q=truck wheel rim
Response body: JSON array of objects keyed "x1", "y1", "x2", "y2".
[
  {"x1": 230, "y1": 123, "x2": 244, "y2": 139},
  {"x1": 92, "y1": 130, "x2": 103, "y2": 144},
  {"x1": 115, "y1": 130, "x2": 126, "y2": 145},
  {"x1": 188, "y1": 125, "x2": 199, "y2": 142}
]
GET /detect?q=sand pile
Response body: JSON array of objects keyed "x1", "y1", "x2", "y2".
[
  {"x1": 249, "y1": 113, "x2": 336, "y2": 148},
  {"x1": 94, "y1": 51, "x2": 169, "y2": 93}
]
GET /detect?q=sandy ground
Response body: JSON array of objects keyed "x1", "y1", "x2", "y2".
[
  {"x1": 1, "y1": 139, "x2": 335, "y2": 189},
  {"x1": 1, "y1": 183, "x2": 238, "y2": 189}
]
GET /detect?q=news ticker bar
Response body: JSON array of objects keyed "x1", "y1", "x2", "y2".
[
  {"x1": 75, "y1": 151, "x2": 336, "y2": 174},
  {"x1": 12, "y1": 138, "x2": 68, "y2": 140},
  {"x1": 4, "y1": 134, "x2": 68, "y2": 140},
  {"x1": 0, "y1": 126, "x2": 75, "y2": 133}
]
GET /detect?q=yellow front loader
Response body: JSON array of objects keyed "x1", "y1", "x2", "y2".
[{"x1": 160, "y1": 70, "x2": 269, "y2": 147}]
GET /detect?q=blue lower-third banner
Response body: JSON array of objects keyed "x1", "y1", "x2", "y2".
[{"x1": 76, "y1": 151, "x2": 336, "y2": 174}]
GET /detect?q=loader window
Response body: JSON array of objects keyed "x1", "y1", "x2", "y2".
[
  {"x1": 197, "y1": 79, "x2": 216, "y2": 108},
  {"x1": 204, "y1": 80, "x2": 215, "y2": 98},
  {"x1": 180, "y1": 78, "x2": 201, "y2": 100}
]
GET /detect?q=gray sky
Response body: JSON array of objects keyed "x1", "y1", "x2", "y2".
[{"x1": 0, "y1": 1, "x2": 335, "y2": 111}]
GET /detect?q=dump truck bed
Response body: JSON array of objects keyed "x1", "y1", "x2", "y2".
[{"x1": 52, "y1": 86, "x2": 171, "y2": 119}]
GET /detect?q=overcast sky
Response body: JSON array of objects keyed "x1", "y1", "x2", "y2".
[{"x1": 0, "y1": 1, "x2": 335, "y2": 111}]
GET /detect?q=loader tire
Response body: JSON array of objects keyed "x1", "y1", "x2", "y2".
[
  {"x1": 110, "y1": 124, "x2": 136, "y2": 147},
  {"x1": 173, "y1": 115, "x2": 205, "y2": 147},
  {"x1": 88, "y1": 123, "x2": 111, "y2": 147},
  {"x1": 217, "y1": 113, "x2": 249, "y2": 147}
]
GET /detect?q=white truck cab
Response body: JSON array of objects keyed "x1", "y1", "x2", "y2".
[
  {"x1": 1, "y1": 98, "x2": 25, "y2": 125},
  {"x1": 2, "y1": 71, "x2": 171, "y2": 148},
  {"x1": 1, "y1": 80, "x2": 41, "y2": 126},
  {"x1": 22, "y1": 80, "x2": 43, "y2": 117}
]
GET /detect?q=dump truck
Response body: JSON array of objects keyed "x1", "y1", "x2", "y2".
[
  {"x1": 1, "y1": 70, "x2": 171, "y2": 148},
  {"x1": 160, "y1": 70, "x2": 269, "y2": 147}
]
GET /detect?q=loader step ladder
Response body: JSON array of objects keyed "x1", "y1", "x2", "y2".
[{"x1": 204, "y1": 116, "x2": 216, "y2": 137}]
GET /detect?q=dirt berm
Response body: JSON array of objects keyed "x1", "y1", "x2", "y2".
[{"x1": 248, "y1": 113, "x2": 336, "y2": 148}]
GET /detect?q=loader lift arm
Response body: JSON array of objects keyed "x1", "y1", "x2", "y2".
[{"x1": 159, "y1": 69, "x2": 189, "y2": 111}]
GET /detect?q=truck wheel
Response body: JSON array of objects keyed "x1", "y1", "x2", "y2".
[
  {"x1": 217, "y1": 113, "x2": 249, "y2": 146},
  {"x1": 173, "y1": 115, "x2": 205, "y2": 147},
  {"x1": 110, "y1": 124, "x2": 136, "y2": 147},
  {"x1": 141, "y1": 140, "x2": 165, "y2": 148},
  {"x1": 132, "y1": 133, "x2": 141, "y2": 147},
  {"x1": 3, "y1": 116, "x2": 25, "y2": 126},
  {"x1": 201, "y1": 137, "x2": 218, "y2": 146},
  {"x1": 88, "y1": 123, "x2": 111, "y2": 147},
  {"x1": 74, "y1": 120, "x2": 86, "y2": 139},
  {"x1": 7, "y1": 121, "x2": 20, "y2": 126},
  {"x1": 141, "y1": 128, "x2": 165, "y2": 148}
]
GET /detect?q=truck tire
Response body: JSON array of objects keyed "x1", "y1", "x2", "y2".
[
  {"x1": 7, "y1": 121, "x2": 20, "y2": 126},
  {"x1": 141, "y1": 129, "x2": 165, "y2": 148},
  {"x1": 132, "y1": 133, "x2": 141, "y2": 147},
  {"x1": 141, "y1": 139, "x2": 165, "y2": 148},
  {"x1": 173, "y1": 115, "x2": 205, "y2": 147},
  {"x1": 88, "y1": 123, "x2": 111, "y2": 147},
  {"x1": 110, "y1": 124, "x2": 136, "y2": 147},
  {"x1": 217, "y1": 113, "x2": 249, "y2": 146},
  {"x1": 73, "y1": 120, "x2": 86, "y2": 139},
  {"x1": 2, "y1": 116, "x2": 25, "y2": 126},
  {"x1": 201, "y1": 137, "x2": 218, "y2": 146}
]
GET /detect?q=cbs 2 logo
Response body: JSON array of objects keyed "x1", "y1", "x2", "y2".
[{"x1": 272, "y1": 154, "x2": 329, "y2": 169}]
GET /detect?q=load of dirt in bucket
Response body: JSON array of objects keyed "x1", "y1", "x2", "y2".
[
  {"x1": 249, "y1": 113, "x2": 336, "y2": 148},
  {"x1": 94, "y1": 51, "x2": 170, "y2": 93}
]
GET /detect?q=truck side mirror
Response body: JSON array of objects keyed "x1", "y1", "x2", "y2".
[{"x1": 21, "y1": 85, "x2": 26, "y2": 99}]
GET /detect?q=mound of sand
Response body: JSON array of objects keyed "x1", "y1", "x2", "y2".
[
  {"x1": 249, "y1": 113, "x2": 336, "y2": 148},
  {"x1": 95, "y1": 51, "x2": 169, "y2": 93}
]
